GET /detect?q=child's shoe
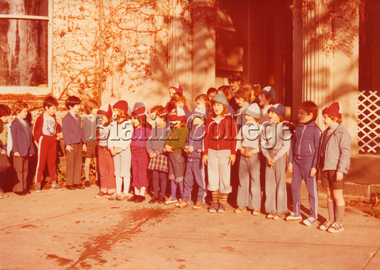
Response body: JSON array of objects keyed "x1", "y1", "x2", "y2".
[
  {"x1": 319, "y1": 220, "x2": 333, "y2": 231},
  {"x1": 286, "y1": 212, "x2": 302, "y2": 221},
  {"x1": 127, "y1": 195, "x2": 139, "y2": 202},
  {"x1": 266, "y1": 213, "x2": 275, "y2": 219},
  {"x1": 107, "y1": 193, "x2": 117, "y2": 200},
  {"x1": 95, "y1": 192, "x2": 107, "y2": 198},
  {"x1": 218, "y1": 203, "x2": 228, "y2": 213},
  {"x1": 51, "y1": 183, "x2": 64, "y2": 191},
  {"x1": 234, "y1": 206, "x2": 247, "y2": 214},
  {"x1": 303, "y1": 217, "x2": 317, "y2": 226},
  {"x1": 116, "y1": 193, "x2": 128, "y2": 201},
  {"x1": 35, "y1": 183, "x2": 41, "y2": 193},
  {"x1": 252, "y1": 209, "x2": 260, "y2": 216},
  {"x1": 327, "y1": 222, "x2": 344, "y2": 233},
  {"x1": 85, "y1": 181, "x2": 91, "y2": 187},
  {"x1": 135, "y1": 195, "x2": 146, "y2": 203},
  {"x1": 178, "y1": 199, "x2": 188, "y2": 208},
  {"x1": 273, "y1": 214, "x2": 285, "y2": 220},
  {"x1": 192, "y1": 201, "x2": 204, "y2": 209},
  {"x1": 158, "y1": 196, "x2": 166, "y2": 204},
  {"x1": 209, "y1": 202, "x2": 218, "y2": 213},
  {"x1": 148, "y1": 196, "x2": 159, "y2": 204},
  {"x1": 165, "y1": 197, "x2": 178, "y2": 205}
]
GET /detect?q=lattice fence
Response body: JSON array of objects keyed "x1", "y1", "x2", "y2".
[{"x1": 358, "y1": 90, "x2": 380, "y2": 154}]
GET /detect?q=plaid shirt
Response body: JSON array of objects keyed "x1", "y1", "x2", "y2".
[{"x1": 148, "y1": 154, "x2": 168, "y2": 173}]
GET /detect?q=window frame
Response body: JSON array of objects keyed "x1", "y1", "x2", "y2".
[{"x1": 0, "y1": 0, "x2": 52, "y2": 95}]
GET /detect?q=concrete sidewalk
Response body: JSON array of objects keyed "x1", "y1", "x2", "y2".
[{"x1": 0, "y1": 185, "x2": 379, "y2": 270}]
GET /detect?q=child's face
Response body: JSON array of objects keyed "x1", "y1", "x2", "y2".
[
  {"x1": 322, "y1": 114, "x2": 336, "y2": 128},
  {"x1": 245, "y1": 114, "x2": 259, "y2": 123},
  {"x1": 208, "y1": 92, "x2": 216, "y2": 101},
  {"x1": 235, "y1": 97, "x2": 246, "y2": 108},
  {"x1": 169, "y1": 88, "x2": 177, "y2": 98},
  {"x1": 259, "y1": 93, "x2": 269, "y2": 106},
  {"x1": 298, "y1": 109, "x2": 313, "y2": 124},
  {"x1": 229, "y1": 80, "x2": 239, "y2": 90},
  {"x1": 70, "y1": 104, "x2": 80, "y2": 113},
  {"x1": 0, "y1": 116, "x2": 9, "y2": 123},
  {"x1": 131, "y1": 117, "x2": 141, "y2": 128},
  {"x1": 176, "y1": 101, "x2": 184, "y2": 108},
  {"x1": 213, "y1": 102, "x2": 224, "y2": 117},
  {"x1": 17, "y1": 108, "x2": 28, "y2": 120},
  {"x1": 98, "y1": 115, "x2": 108, "y2": 125},
  {"x1": 46, "y1": 105, "x2": 57, "y2": 116},
  {"x1": 196, "y1": 99, "x2": 204, "y2": 106},
  {"x1": 268, "y1": 110, "x2": 280, "y2": 123}
]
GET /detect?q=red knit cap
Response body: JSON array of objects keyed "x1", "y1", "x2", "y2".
[
  {"x1": 132, "y1": 106, "x2": 145, "y2": 115},
  {"x1": 169, "y1": 83, "x2": 183, "y2": 95},
  {"x1": 98, "y1": 104, "x2": 112, "y2": 118},
  {"x1": 113, "y1": 100, "x2": 128, "y2": 114},
  {"x1": 322, "y1": 102, "x2": 342, "y2": 119}
]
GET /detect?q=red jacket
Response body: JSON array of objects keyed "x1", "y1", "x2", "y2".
[
  {"x1": 32, "y1": 113, "x2": 58, "y2": 143},
  {"x1": 202, "y1": 115, "x2": 237, "y2": 155}
]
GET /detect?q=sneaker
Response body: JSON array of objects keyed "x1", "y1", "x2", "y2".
[
  {"x1": 135, "y1": 195, "x2": 146, "y2": 203},
  {"x1": 51, "y1": 183, "x2": 64, "y2": 191},
  {"x1": 107, "y1": 193, "x2": 117, "y2": 200},
  {"x1": 327, "y1": 222, "x2": 344, "y2": 233},
  {"x1": 303, "y1": 217, "x2": 317, "y2": 226},
  {"x1": 234, "y1": 206, "x2": 247, "y2": 214},
  {"x1": 95, "y1": 192, "x2": 107, "y2": 198},
  {"x1": 148, "y1": 196, "x2": 159, "y2": 204},
  {"x1": 35, "y1": 183, "x2": 41, "y2": 193},
  {"x1": 209, "y1": 202, "x2": 218, "y2": 213},
  {"x1": 273, "y1": 214, "x2": 286, "y2": 220},
  {"x1": 178, "y1": 199, "x2": 188, "y2": 208},
  {"x1": 193, "y1": 201, "x2": 204, "y2": 209},
  {"x1": 85, "y1": 181, "x2": 91, "y2": 187},
  {"x1": 158, "y1": 196, "x2": 166, "y2": 204},
  {"x1": 218, "y1": 203, "x2": 228, "y2": 213},
  {"x1": 266, "y1": 213, "x2": 275, "y2": 219},
  {"x1": 127, "y1": 195, "x2": 139, "y2": 202},
  {"x1": 116, "y1": 193, "x2": 128, "y2": 201},
  {"x1": 126, "y1": 192, "x2": 134, "y2": 199},
  {"x1": 252, "y1": 209, "x2": 260, "y2": 216},
  {"x1": 165, "y1": 197, "x2": 178, "y2": 205},
  {"x1": 319, "y1": 220, "x2": 333, "y2": 231},
  {"x1": 286, "y1": 212, "x2": 302, "y2": 221}
]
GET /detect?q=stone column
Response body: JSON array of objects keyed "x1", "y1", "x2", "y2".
[{"x1": 190, "y1": 0, "x2": 216, "y2": 108}]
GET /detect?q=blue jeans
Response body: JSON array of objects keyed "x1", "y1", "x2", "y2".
[
  {"x1": 265, "y1": 154, "x2": 287, "y2": 214},
  {"x1": 182, "y1": 160, "x2": 206, "y2": 204},
  {"x1": 238, "y1": 153, "x2": 261, "y2": 209}
]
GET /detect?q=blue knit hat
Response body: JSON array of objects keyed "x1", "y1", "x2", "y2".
[
  {"x1": 268, "y1": 103, "x2": 286, "y2": 119},
  {"x1": 261, "y1": 86, "x2": 276, "y2": 100},
  {"x1": 244, "y1": 103, "x2": 261, "y2": 119},
  {"x1": 212, "y1": 93, "x2": 228, "y2": 106}
]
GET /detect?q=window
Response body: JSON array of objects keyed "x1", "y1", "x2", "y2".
[{"x1": 0, "y1": 0, "x2": 51, "y2": 90}]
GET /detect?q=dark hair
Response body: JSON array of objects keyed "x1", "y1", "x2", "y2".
[
  {"x1": 299, "y1": 101, "x2": 318, "y2": 121},
  {"x1": 206, "y1": 87, "x2": 218, "y2": 96},
  {"x1": 323, "y1": 113, "x2": 342, "y2": 124},
  {"x1": 0, "y1": 104, "x2": 11, "y2": 117},
  {"x1": 114, "y1": 108, "x2": 131, "y2": 124},
  {"x1": 12, "y1": 101, "x2": 28, "y2": 116},
  {"x1": 261, "y1": 93, "x2": 275, "y2": 105},
  {"x1": 210, "y1": 100, "x2": 229, "y2": 118},
  {"x1": 235, "y1": 89, "x2": 250, "y2": 102},
  {"x1": 218, "y1": 85, "x2": 233, "y2": 102},
  {"x1": 84, "y1": 99, "x2": 99, "y2": 114},
  {"x1": 65, "y1": 96, "x2": 81, "y2": 110},
  {"x1": 132, "y1": 112, "x2": 152, "y2": 130},
  {"x1": 151, "y1": 105, "x2": 168, "y2": 122},
  {"x1": 228, "y1": 73, "x2": 244, "y2": 84},
  {"x1": 195, "y1": 94, "x2": 211, "y2": 108},
  {"x1": 43, "y1": 95, "x2": 58, "y2": 110}
]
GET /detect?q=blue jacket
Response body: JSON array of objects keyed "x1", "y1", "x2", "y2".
[
  {"x1": 288, "y1": 120, "x2": 321, "y2": 168},
  {"x1": 10, "y1": 117, "x2": 36, "y2": 157},
  {"x1": 62, "y1": 112, "x2": 86, "y2": 146},
  {"x1": 184, "y1": 123, "x2": 205, "y2": 162}
]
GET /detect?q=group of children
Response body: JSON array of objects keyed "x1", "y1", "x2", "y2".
[{"x1": 0, "y1": 73, "x2": 351, "y2": 233}]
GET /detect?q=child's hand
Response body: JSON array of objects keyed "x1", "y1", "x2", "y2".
[
  {"x1": 288, "y1": 163, "x2": 293, "y2": 173},
  {"x1": 186, "y1": 146, "x2": 194, "y2": 153},
  {"x1": 14, "y1": 152, "x2": 20, "y2": 157},
  {"x1": 149, "y1": 152, "x2": 157, "y2": 159},
  {"x1": 336, "y1": 171, "x2": 344, "y2": 181},
  {"x1": 164, "y1": 145, "x2": 173, "y2": 153},
  {"x1": 66, "y1": 145, "x2": 73, "y2": 153},
  {"x1": 240, "y1": 147, "x2": 247, "y2": 156},
  {"x1": 267, "y1": 157, "x2": 275, "y2": 166},
  {"x1": 1, "y1": 149, "x2": 6, "y2": 155},
  {"x1": 228, "y1": 154, "x2": 236, "y2": 166},
  {"x1": 310, "y1": 167, "x2": 317, "y2": 178},
  {"x1": 202, "y1": 155, "x2": 208, "y2": 166},
  {"x1": 245, "y1": 151, "x2": 254, "y2": 158},
  {"x1": 82, "y1": 144, "x2": 87, "y2": 153}
]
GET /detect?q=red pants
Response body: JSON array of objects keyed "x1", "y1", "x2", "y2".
[
  {"x1": 97, "y1": 146, "x2": 116, "y2": 193},
  {"x1": 131, "y1": 148, "x2": 149, "y2": 189},
  {"x1": 35, "y1": 135, "x2": 57, "y2": 183}
]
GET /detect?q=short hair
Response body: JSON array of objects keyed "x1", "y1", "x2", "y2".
[
  {"x1": 242, "y1": 83, "x2": 261, "y2": 99},
  {"x1": 84, "y1": 99, "x2": 99, "y2": 114},
  {"x1": 65, "y1": 96, "x2": 81, "y2": 110},
  {"x1": 113, "y1": 108, "x2": 131, "y2": 123},
  {"x1": 43, "y1": 95, "x2": 58, "y2": 109},
  {"x1": 210, "y1": 100, "x2": 229, "y2": 118},
  {"x1": 228, "y1": 73, "x2": 244, "y2": 84},
  {"x1": 195, "y1": 94, "x2": 211, "y2": 108},
  {"x1": 151, "y1": 105, "x2": 168, "y2": 122},
  {"x1": 12, "y1": 101, "x2": 28, "y2": 116},
  {"x1": 206, "y1": 87, "x2": 218, "y2": 96},
  {"x1": 323, "y1": 113, "x2": 342, "y2": 124},
  {"x1": 235, "y1": 89, "x2": 250, "y2": 102},
  {"x1": 261, "y1": 93, "x2": 275, "y2": 105},
  {"x1": 217, "y1": 85, "x2": 233, "y2": 102},
  {"x1": 0, "y1": 104, "x2": 11, "y2": 117},
  {"x1": 298, "y1": 101, "x2": 318, "y2": 121}
]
